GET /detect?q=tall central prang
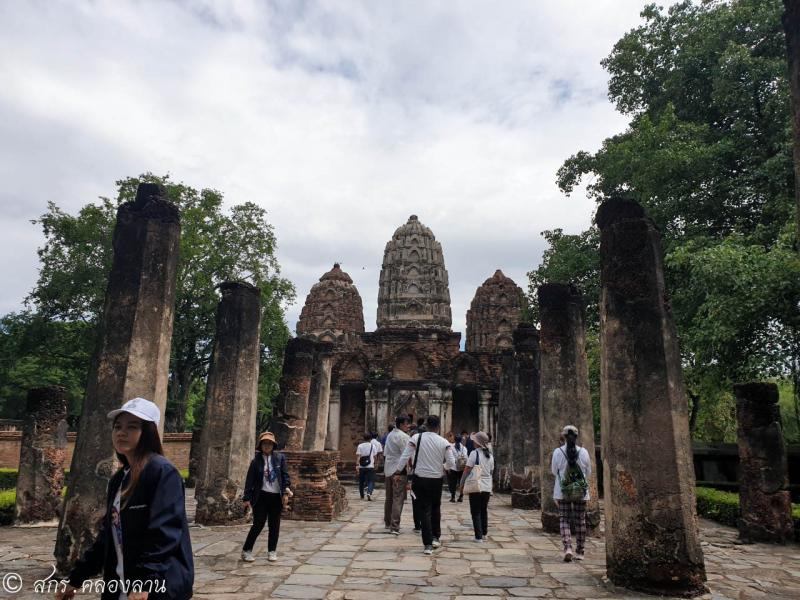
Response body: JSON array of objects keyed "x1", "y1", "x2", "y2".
[{"x1": 377, "y1": 215, "x2": 452, "y2": 330}]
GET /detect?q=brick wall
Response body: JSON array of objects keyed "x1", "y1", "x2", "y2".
[{"x1": 0, "y1": 431, "x2": 192, "y2": 470}]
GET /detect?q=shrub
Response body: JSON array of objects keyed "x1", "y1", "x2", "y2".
[
  {"x1": 0, "y1": 468, "x2": 17, "y2": 490},
  {"x1": 0, "y1": 489, "x2": 15, "y2": 525},
  {"x1": 695, "y1": 486, "x2": 740, "y2": 528}
]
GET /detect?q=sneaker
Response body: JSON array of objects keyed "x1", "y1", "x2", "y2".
[
  {"x1": 431, "y1": 538, "x2": 441, "y2": 548},
  {"x1": 384, "y1": 526, "x2": 392, "y2": 533},
  {"x1": 457, "y1": 497, "x2": 463, "y2": 502},
  {"x1": 449, "y1": 496, "x2": 456, "y2": 502},
  {"x1": 473, "y1": 537, "x2": 484, "y2": 543},
  {"x1": 241, "y1": 550, "x2": 255, "y2": 562},
  {"x1": 367, "y1": 493, "x2": 372, "y2": 501},
  {"x1": 563, "y1": 549, "x2": 573, "y2": 562},
  {"x1": 423, "y1": 546, "x2": 433, "y2": 555},
  {"x1": 391, "y1": 530, "x2": 400, "y2": 536},
  {"x1": 574, "y1": 552, "x2": 585, "y2": 561},
  {"x1": 267, "y1": 551, "x2": 278, "y2": 562}
]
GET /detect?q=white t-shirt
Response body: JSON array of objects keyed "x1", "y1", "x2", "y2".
[
  {"x1": 398, "y1": 432, "x2": 456, "y2": 479},
  {"x1": 261, "y1": 454, "x2": 281, "y2": 494},
  {"x1": 550, "y1": 444, "x2": 592, "y2": 501},
  {"x1": 452, "y1": 444, "x2": 468, "y2": 469},
  {"x1": 356, "y1": 441, "x2": 377, "y2": 469},
  {"x1": 370, "y1": 439, "x2": 383, "y2": 454},
  {"x1": 112, "y1": 470, "x2": 129, "y2": 600},
  {"x1": 466, "y1": 449, "x2": 494, "y2": 493},
  {"x1": 383, "y1": 428, "x2": 410, "y2": 476}
]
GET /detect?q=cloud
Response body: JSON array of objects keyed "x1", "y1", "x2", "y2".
[{"x1": 0, "y1": 0, "x2": 674, "y2": 331}]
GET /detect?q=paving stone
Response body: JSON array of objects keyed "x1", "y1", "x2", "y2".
[
  {"x1": 479, "y1": 577, "x2": 529, "y2": 587},
  {"x1": 272, "y1": 584, "x2": 329, "y2": 599}
]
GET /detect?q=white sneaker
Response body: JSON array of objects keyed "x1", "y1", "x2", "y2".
[
  {"x1": 563, "y1": 549, "x2": 573, "y2": 562},
  {"x1": 241, "y1": 551, "x2": 255, "y2": 562},
  {"x1": 391, "y1": 530, "x2": 400, "y2": 536},
  {"x1": 473, "y1": 537, "x2": 484, "y2": 543},
  {"x1": 268, "y1": 551, "x2": 278, "y2": 562},
  {"x1": 431, "y1": 538, "x2": 441, "y2": 548},
  {"x1": 574, "y1": 552, "x2": 585, "y2": 561},
  {"x1": 366, "y1": 493, "x2": 372, "y2": 501},
  {"x1": 423, "y1": 546, "x2": 433, "y2": 555}
]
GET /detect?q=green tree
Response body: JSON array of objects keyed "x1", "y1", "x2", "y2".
[
  {"x1": 531, "y1": 0, "x2": 800, "y2": 441},
  {"x1": 24, "y1": 173, "x2": 295, "y2": 431}
]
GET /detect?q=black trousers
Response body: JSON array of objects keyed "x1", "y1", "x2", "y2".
[
  {"x1": 446, "y1": 469, "x2": 463, "y2": 498},
  {"x1": 412, "y1": 476, "x2": 444, "y2": 546},
  {"x1": 243, "y1": 491, "x2": 282, "y2": 552},
  {"x1": 468, "y1": 491, "x2": 491, "y2": 539}
]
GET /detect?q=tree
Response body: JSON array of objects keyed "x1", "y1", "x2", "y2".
[
  {"x1": 531, "y1": 0, "x2": 800, "y2": 441},
  {"x1": 24, "y1": 173, "x2": 295, "y2": 431}
]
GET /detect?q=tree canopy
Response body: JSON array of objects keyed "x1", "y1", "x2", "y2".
[
  {"x1": 0, "y1": 173, "x2": 295, "y2": 431},
  {"x1": 530, "y1": 0, "x2": 800, "y2": 441}
]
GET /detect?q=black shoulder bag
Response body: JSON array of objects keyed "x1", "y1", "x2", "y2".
[
  {"x1": 359, "y1": 443, "x2": 373, "y2": 468},
  {"x1": 409, "y1": 432, "x2": 424, "y2": 483}
]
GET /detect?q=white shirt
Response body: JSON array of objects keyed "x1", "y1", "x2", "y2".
[
  {"x1": 398, "y1": 432, "x2": 456, "y2": 478},
  {"x1": 370, "y1": 439, "x2": 383, "y2": 454},
  {"x1": 551, "y1": 444, "x2": 592, "y2": 501},
  {"x1": 261, "y1": 454, "x2": 281, "y2": 493},
  {"x1": 466, "y1": 449, "x2": 494, "y2": 493},
  {"x1": 356, "y1": 441, "x2": 377, "y2": 469},
  {"x1": 383, "y1": 428, "x2": 410, "y2": 476},
  {"x1": 452, "y1": 444, "x2": 468, "y2": 468}
]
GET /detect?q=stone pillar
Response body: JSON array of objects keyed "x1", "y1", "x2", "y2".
[
  {"x1": 186, "y1": 426, "x2": 202, "y2": 488},
  {"x1": 510, "y1": 325, "x2": 541, "y2": 509},
  {"x1": 303, "y1": 343, "x2": 334, "y2": 451},
  {"x1": 15, "y1": 386, "x2": 68, "y2": 523},
  {"x1": 478, "y1": 389, "x2": 492, "y2": 433},
  {"x1": 56, "y1": 183, "x2": 180, "y2": 572},
  {"x1": 441, "y1": 387, "x2": 453, "y2": 435},
  {"x1": 538, "y1": 283, "x2": 600, "y2": 534},
  {"x1": 428, "y1": 384, "x2": 443, "y2": 425},
  {"x1": 325, "y1": 385, "x2": 341, "y2": 451},
  {"x1": 495, "y1": 352, "x2": 515, "y2": 491},
  {"x1": 271, "y1": 338, "x2": 316, "y2": 450},
  {"x1": 597, "y1": 198, "x2": 706, "y2": 596},
  {"x1": 365, "y1": 384, "x2": 388, "y2": 435},
  {"x1": 194, "y1": 282, "x2": 262, "y2": 525},
  {"x1": 734, "y1": 382, "x2": 794, "y2": 543}
]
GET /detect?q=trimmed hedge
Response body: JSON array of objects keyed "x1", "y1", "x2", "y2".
[
  {"x1": 696, "y1": 486, "x2": 800, "y2": 540},
  {"x1": 0, "y1": 489, "x2": 15, "y2": 525},
  {"x1": 0, "y1": 468, "x2": 190, "y2": 491}
]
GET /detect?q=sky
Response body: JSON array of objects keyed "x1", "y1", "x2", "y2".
[{"x1": 0, "y1": 0, "x2": 672, "y2": 338}]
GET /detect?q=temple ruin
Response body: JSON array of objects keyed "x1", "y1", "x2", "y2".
[{"x1": 295, "y1": 215, "x2": 525, "y2": 463}]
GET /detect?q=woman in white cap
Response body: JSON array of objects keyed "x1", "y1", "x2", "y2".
[
  {"x1": 551, "y1": 424, "x2": 591, "y2": 562},
  {"x1": 241, "y1": 431, "x2": 292, "y2": 562},
  {"x1": 459, "y1": 431, "x2": 495, "y2": 542},
  {"x1": 57, "y1": 397, "x2": 194, "y2": 600}
]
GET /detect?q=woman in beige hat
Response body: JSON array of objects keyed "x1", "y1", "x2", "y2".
[
  {"x1": 241, "y1": 431, "x2": 292, "y2": 563},
  {"x1": 459, "y1": 431, "x2": 495, "y2": 542}
]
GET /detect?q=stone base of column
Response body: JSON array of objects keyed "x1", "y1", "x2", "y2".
[
  {"x1": 510, "y1": 472, "x2": 540, "y2": 510},
  {"x1": 194, "y1": 482, "x2": 250, "y2": 526},
  {"x1": 739, "y1": 492, "x2": 794, "y2": 543},
  {"x1": 283, "y1": 451, "x2": 347, "y2": 521}
]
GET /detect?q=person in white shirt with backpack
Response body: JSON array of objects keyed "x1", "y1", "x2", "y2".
[
  {"x1": 356, "y1": 433, "x2": 378, "y2": 500},
  {"x1": 551, "y1": 424, "x2": 592, "y2": 562},
  {"x1": 459, "y1": 431, "x2": 494, "y2": 542}
]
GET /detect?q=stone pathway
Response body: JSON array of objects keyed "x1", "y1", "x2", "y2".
[{"x1": 1, "y1": 484, "x2": 798, "y2": 599}]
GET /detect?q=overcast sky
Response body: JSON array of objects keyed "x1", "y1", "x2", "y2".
[{"x1": 0, "y1": 1, "x2": 671, "y2": 338}]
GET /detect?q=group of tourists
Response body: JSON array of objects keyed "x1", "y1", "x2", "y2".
[
  {"x1": 55, "y1": 397, "x2": 592, "y2": 598},
  {"x1": 371, "y1": 414, "x2": 592, "y2": 561}
]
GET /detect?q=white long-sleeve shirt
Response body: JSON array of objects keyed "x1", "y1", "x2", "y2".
[
  {"x1": 398, "y1": 432, "x2": 456, "y2": 478},
  {"x1": 551, "y1": 444, "x2": 591, "y2": 501},
  {"x1": 383, "y1": 428, "x2": 410, "y2": 476}
]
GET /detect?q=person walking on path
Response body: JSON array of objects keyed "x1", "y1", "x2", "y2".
[
  {"x1": 57, "y1": 398, "x2": 194, "y2": 600},
  {"x1": 241, "y1": 431, "x2": 292, "y2": 563},
  {"x1": 551, "y1": 424, "x2": 592, "y2": 562},
  {"x1": 396, "y1": 415, "x2": 455, "y2": 555},
  {"x1": 445, "y1": 432, "x2": 467, "y2": 502},
  {"x1": 459, "y1": 431, "x2": 495, "y2": 542},
  {"x1": 370, "y1": 431, "x2": 384, "y2": 475},
  {"x1": 383, "y1": 416, "x2": 411, "y2": 534},
  {"x1": 356, "y1": 433, "x2": 377, "y2": 500}
]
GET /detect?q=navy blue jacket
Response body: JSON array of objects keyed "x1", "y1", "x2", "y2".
[
  {"x1": 68, "y1": 454, "x2": 194, "y2": 600},
  {"x1": 243, "y1": 451, "x2": 290, "y2": 506}
]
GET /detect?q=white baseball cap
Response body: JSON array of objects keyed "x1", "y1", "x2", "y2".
[{"x1": 107, "y1": 397, "x2": 160, "y2": 427}]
